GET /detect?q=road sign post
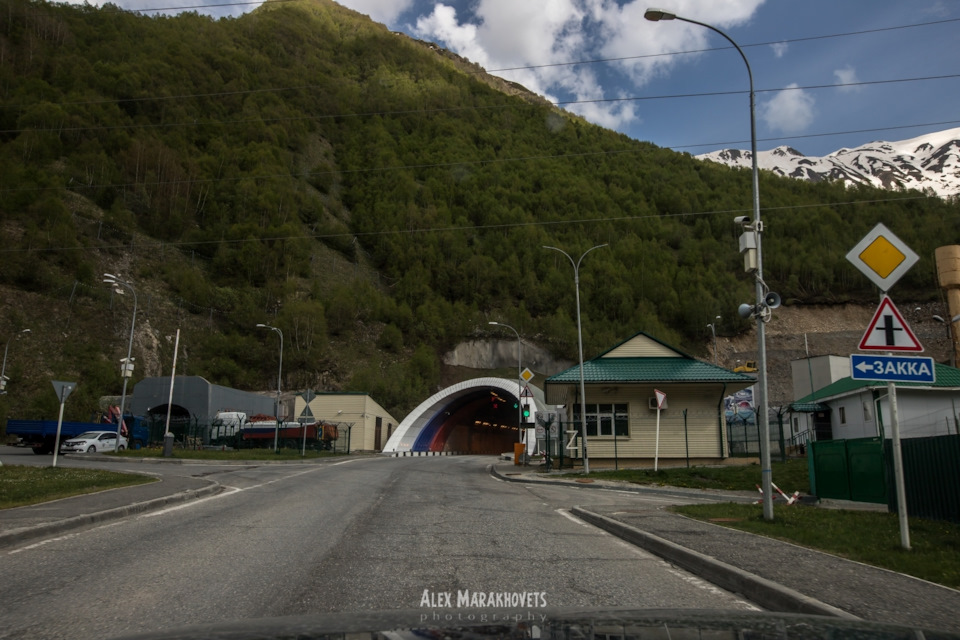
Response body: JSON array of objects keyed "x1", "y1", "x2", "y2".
[
  {"x1": 846, "y1": 223, "x2": 918, "y2": 550},
  {"x1": 653, "y1": 389, "x2": 666, "y2": 472},
  {"x1": 51, "y1": 380, "x2": 76, "y2": 468}
]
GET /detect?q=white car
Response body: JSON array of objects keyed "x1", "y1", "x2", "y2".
[{"x1": 59, "y1": 431, "x2": 128, "y2": 454}]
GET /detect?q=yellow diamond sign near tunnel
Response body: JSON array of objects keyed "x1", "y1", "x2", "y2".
[{"x1": 846, "y1": 223, "x2": 919, "y2": 292}]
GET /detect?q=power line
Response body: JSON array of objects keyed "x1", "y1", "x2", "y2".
[
  {"x1": 1, "y1": 118, "x2": 957, "y2": 196},
  {"x1": 485, "y1": 17, "x2": 960, "y2": 74},
  {"x1": 3, "y1": 74, "x2": 958, "y2": 136},
  {"x1": 1, "y1": 191, "x2": 947, "y2": 256}
]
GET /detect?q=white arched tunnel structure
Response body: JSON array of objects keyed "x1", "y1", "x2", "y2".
[{"x1": 383, "y1": 377, "x2": 546, "y2": 454}]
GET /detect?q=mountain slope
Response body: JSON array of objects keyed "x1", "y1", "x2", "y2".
[
  {"x1": 697, "y1": 128, "x2": 960, "y2": 198},
  {"x1": 0, "y1": 0, "x2": 958, "y2": 422}
]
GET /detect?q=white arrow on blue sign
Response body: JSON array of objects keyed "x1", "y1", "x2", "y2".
[{"x1": 850, "y1": 354, "x2": 936, "y2": 384}]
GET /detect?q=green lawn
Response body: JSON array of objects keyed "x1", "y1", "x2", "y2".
[
  {"x1": 673, "y1": 502, "x2": 960, "y2": 589},
  {"x1": 565, "y1": 458, "x2": 810, "y2": 493},
  {"x1": 0, "y1": 465, "x2": 155, "y2": 509}
]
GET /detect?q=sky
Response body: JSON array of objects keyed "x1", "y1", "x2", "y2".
[{"x1": 75, "y1": 0, "x2": 960, "y2": 157}]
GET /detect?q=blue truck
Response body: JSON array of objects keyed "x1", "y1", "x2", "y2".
[{"x1": 5, "y1": 418, "x2": 150, "y2": 454}]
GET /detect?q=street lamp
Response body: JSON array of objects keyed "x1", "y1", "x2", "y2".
[
  {"x1": 645, "y1": 9, "x2": 774, "y2": 520},
  {"x1": 0, "y1": 329, "x2": 30, "y2": 394},
  {"x1": 543, "y1": 244, "x2": 608, "y2": 475},
  {"x1": 707, "y1": 316, "x2": 720, "y2": 365},
  {"x1": 257, "y1": 323, "x2": 283, "y2": 452},
  {"x1": 488, "y1": 321, "x2": 523, "y2": 443},
  {"x1": 104, "y1": 274, "x2": 137, "y2": 444},
  {"x1": 932, "y1": 314, "x2": 960, "y2": 366}
]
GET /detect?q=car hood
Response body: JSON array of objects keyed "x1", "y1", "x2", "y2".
[{"x1": 108, "y1": 608, "x2": 960, "y2": 640}]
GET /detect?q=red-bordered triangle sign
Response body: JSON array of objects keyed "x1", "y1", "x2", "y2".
[
  {"x1": 654, "y1": 389, "x2": 667, "y2": 409},
  {"x1": 859, "y1": 295, "x2": 923, "y2": 352}
]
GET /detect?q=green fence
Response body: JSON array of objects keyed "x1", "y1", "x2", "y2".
[{"x1": 886, "y1": 434, "x2": 960, "y2": 524}]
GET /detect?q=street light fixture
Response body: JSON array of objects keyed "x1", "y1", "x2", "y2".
[
  {"x1": 645, "y1": 9, "x2": 775, "y2": 520},
  {"x1": 104, "y1": 274, "x2": 137, "y2": 443},
  {"x1": 543, "y1": 244, "x2": 608, "y2": 475},
  {"x1": 257, "y1": 323, "x2": 283, "y2": 452},
  {"x1": 707, "y1": 316, "x2": 720, "y2": 365},
  {"x1": 0, "y1": 329, "x2": 30, "y2": 394},
  {"x1": 488, "y1": 321, "x2": 523, "y2": 443},
  {"x1": 932, "y1": 314, "x2": 960, "y2": 366}
]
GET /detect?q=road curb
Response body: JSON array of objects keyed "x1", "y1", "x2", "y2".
[
  {"x1": 488, "y1": 464, "x2": 754, "y2": 503},
  {"x1": 570, "y1": 507, "x2": 858, "y2": 620},
  {"x1": 0, "y1": 480, "x2": 223, "y2": 549}
]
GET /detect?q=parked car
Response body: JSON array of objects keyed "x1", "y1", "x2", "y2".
[{"x1": 59, "y1": 431, "x2": 128, "y2": 454}]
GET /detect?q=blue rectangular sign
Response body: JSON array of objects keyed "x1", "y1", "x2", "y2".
[{"x1": 850, "y1": 354, "x2": 936, "y2": 383}]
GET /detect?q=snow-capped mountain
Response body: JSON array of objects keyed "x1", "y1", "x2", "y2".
[{"x1": 696, "y1": 127, "x2": 960, "y2": 198}]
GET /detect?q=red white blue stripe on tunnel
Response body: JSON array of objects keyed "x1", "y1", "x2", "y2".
[{"x1": 383, "y1": 377, "x2": 543, "y2": 454}]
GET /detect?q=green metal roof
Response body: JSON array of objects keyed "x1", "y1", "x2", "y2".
[
  {"x1": 545, "y1": 357, "x2": 757, "y2": 385},
  {"x1": 793, "y1": 362, "x2": 960, "y2": 405},
  {"x1": 788, "y1": 402, "x2": 829, "y2": 413}
]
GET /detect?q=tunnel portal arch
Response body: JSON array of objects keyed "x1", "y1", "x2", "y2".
[{"x1": 382, "y1": 378, "x2": 544, "y2": 454}]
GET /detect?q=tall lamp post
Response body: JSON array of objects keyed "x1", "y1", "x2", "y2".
[
  {"x1": 0, "y1": 329, "x2": 31, "y2": 394},
  {"x1": 488, "y1": 321, "x2": 523, "y2": 442},
  {"x1": 543, "y1": 244, "x2": 608, "y2": 475},
  {"x1": 104, "y1": 274, "x2": 137, "y2": 444},
  {"x1": 645, "y1": 9, "x2": 774, "y2": 520},
  {"x1": 707, "y1": 316, "x2": 720, "y2": 365},
  {"x1": 932, "y1": 314, "x2": 960, "y2": 367},
  {"x1": 257, "y1": 323, "x2": 283, "y2": 452}
]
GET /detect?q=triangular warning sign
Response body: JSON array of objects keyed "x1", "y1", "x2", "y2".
[
  {"x1": 654, "y1": 389, "x2": 667, "y2": 409},
  {"x1": 859, "y1": 296, "x2": 923, "y2": 352}
]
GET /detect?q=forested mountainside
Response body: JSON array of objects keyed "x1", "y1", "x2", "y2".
[{"x1": 0, "y1": 0, "x2": 957, "y2": 420}]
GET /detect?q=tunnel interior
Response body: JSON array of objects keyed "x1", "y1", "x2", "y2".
[
  {"x1": 412, "y1": 388, "x2": 521, "y2": 454},
  {"x1": 145, "y1": 404, "x2": 192, "y2": 442}
]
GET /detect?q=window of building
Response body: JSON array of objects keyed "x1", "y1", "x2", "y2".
[
  {"x1": 574, "y1": 403, "x2": 629, "y2": 437},
  {"x1": 839, "y1": 406, "x2": 846, "y2": 424}
]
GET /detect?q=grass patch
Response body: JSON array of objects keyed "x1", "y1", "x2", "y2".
[
  {"x1": 114, "y1": 447, "x2": 345, "y2": 461},
  {"x1": 564, "y1": 458, "x2": 809, "y2": 492},
  {"x1": 674, "y1": 502, "x2": 960, "y2": 589},
  {"x1": 0, "y1": 465, "x2": 155, "y2": 509}
]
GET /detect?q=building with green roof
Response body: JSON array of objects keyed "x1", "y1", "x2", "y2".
[
  {"x1": 790, "y1": 361, "x2": 960, "y2": 441},
  {"x1": 544, "y1": 331, "x2": 755, "y2": 464}
]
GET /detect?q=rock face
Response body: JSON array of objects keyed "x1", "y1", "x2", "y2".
[
  {"x1": 443, "y1": 339, "x2": 574, "y2": 376},
  {"x1": 444, "y1": 304, "x2": 954, "y2": 408},
  {"x1": 716, "y1": 303, "x2": 952, "y2": 406}
]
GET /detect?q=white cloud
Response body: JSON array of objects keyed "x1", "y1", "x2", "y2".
[
  {"x1": 412, "y1": 1, "x2": 768, "y2": 137},
  {"x1": 833, "y1": 66, "x2": 860, "y2": 92},
  {"x1": 339, "y1": 0, "x2": 415, "y2": 26},
  {"x1": 759, "y1": 84, "x2": 815, "y2": 133},
  {"x1": 770, "y1": 41, "x2": 788, "y2": 58}
]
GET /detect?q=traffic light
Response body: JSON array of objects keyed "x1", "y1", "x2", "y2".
[{"x1": 521, "y1": 401, "x2": 534, "y2": 424}]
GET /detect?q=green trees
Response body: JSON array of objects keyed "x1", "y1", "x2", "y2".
[{"x1": 0, "y1": 0, "x2": 957, "y2": 420}]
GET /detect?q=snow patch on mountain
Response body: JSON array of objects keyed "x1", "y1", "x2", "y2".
[{"x1": 696, "y1": 128, "x2": 960, "y2": 198}]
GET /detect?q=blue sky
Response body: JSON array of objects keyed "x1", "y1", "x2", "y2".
[{"x1": 87, "y1": 1, "x2": 960, "y2": 157}]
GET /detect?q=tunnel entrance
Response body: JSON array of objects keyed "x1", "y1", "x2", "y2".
[
  {"x1": 384, "y1": 377, "x2": 542, "y2": 455},
  {"x1": 416, "y1": 389, "x2": 520, "y2": 454}
]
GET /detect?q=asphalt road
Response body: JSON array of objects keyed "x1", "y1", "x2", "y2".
[{"x1": 0, "y1": 455, "x2": 758, "y2": 639}]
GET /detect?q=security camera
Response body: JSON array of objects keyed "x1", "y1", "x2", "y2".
[{"x1": 733, "y1": 216, "x2": 750, "y2": 224}]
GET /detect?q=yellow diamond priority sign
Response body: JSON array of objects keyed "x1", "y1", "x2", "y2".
[{"x1": 846, "y1": 223, "x2": 918, "y2": 292}]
